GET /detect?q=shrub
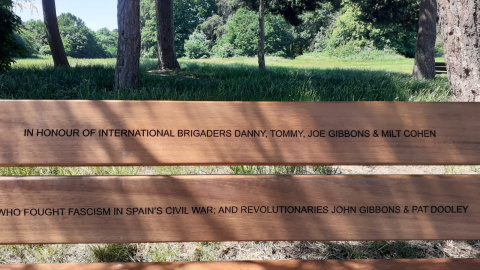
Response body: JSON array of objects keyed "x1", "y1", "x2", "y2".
[
  {"x1": 184, "y1": 31, "x2": 211, "y2": 59},
  {"x1": 216, "y1": 8, "x2": 294, "y2": 58},
  {"x1": 317, "y1": 6, "x2": 416, "y2": 58},
  {"x1": 197, "y1": 14, "x2": 225, "y2": 49},
  {"x1": 213, "y1": 41, "x2": 235, "y2": 58},
  {"x1": 39, "y1": 45, "x2": 51, "y2": 56}
]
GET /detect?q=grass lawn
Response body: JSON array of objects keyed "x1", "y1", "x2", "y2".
[
  {"x1": 3, "y1": 54, "x2": 450, "y2": 102},
  {"x1": 182, "y1": 53, "x2": 447, "y2": 73}
]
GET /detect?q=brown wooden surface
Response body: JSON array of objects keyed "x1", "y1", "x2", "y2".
[
  {"x1": 1, "y1": 100, "x2": 480, "y2": 166},
  {"x1": 0, "y1": 175, "x2": 478, "y2": 244},
  {"x1": 2, "y1": 259, "x2": 479, "y2": 270}
]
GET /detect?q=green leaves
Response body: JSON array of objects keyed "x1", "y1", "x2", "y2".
[{"x1": 216, "y1": 8, "x2": 294, "y2": 57}]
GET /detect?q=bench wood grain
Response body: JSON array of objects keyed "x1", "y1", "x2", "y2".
[
  {"x1": 1, "y1": 100, "x2": 480, "y2": 166},
  {"x1": 0, "y1": 175, "x2": 478, "y2": 244},
  {"x1": 2, "y1": 259, "x2": 480, "y2": 270}
]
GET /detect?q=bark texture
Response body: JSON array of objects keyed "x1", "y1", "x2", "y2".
[
  {"x1": 42, "y1": 0, "x2": 69, "y2": 67},
  {"x1": 437, "y1": 0, "x2": 480, "y2": 101},
  {"x1": 155, "y1": 0, "x2": 180, "y2": 70},
  {"x1": 412, "y1": 0, "x2": 437, "y2": 80},
  {"x1": 115, "y1": 0, "x2": 141, "y2": 90},
  {"x1": 257, "y1": 0, "x2": 266, "y2": 71}
]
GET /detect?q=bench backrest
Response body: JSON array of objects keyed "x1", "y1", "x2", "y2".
[{"x1": 0, "y1": 100, "x2": 478, "y2": 266}]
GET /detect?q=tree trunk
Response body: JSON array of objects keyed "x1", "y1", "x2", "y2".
[
  {"x1": 42, "y1": 0, "x2": 69, "y2": 67},
  {"x1": 115, "y1": 0, "x2": 141, "y2": 90},
  {"x1": 155, "y1": 0, "x2": 180, "y2": 70},
  {"x1": 437, "y1": 0, "x2": 480, "y2": 101},
  {"x1": 257, "y1": 0, "x2": 266, "y2": 71},
  {"x1": 412, "y1": 0, "x2": 436, "y2": 80}
]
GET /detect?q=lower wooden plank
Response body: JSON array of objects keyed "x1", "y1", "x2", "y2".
[
  {"x1": 0, "y1": 175, "x2": 479, "y2": 243},
  {"x1": 1, "y1": 259, "x2": 479, "y2": 270}
]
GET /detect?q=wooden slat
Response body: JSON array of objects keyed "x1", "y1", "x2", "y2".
[
  {"x1": 435, "y1": 62, "x2": 446, "y2": 67},
  {"x1": 1, "y1": 101, "x2": 480, "y2": 166},
  {"x1": 1, "y1": 259, "x2": 479, "y2": 270},
  {"x1": 0, "y1": 175, "x2": 478, "y2": 244}
]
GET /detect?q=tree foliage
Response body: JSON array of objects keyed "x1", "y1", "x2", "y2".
[
  {"x1": 13, "y1": 0, "x2": 428, "y2": 60},
  {"x1": 58, "y1": 13, "x2": 106, "y2": 58},
  {"x1": 184, "y1": 30, "x2": 210, "y2": 59},
  {"x1": 23, "y1": 19, "x2": 48, "y2": 53},
  {"x1": 341, "y1": 0, "x2": 419, "y2": 57},
  {"x1": 0, "y1": 0, "x2": 26, "y2": 71},
  {"x1": 349, "y1": 0, "x2": 419, "y2": 26},
  {"x1": 240, "y1": 0, "x2": 341, "y2": 25},
  {"x1": 19, "y1": 15, "x2": 116, "y2": 58},
  {"x1": 196, "y1": 14, "x2": 225, "y2": 48},
  {"x1": 314, "y1": 2, "x2": 418, "y2": 57},
  {"x1": 215, "y1": 8, "x2": 293, "y2": 57},
  {"x1": 140, "y1": 0, "x2": 216, "y2": 57},
  {"x1": 96, "y1": 28, "x2": 118, "y2": 57},
  {"x1": 291, "y1": 2, "x2": 337, "y2": 54}
]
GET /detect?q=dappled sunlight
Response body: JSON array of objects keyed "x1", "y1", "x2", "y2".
[
  {"x1": 0, "y1": 101, "x2": 479, "y2": 246},
  {"x1": 4, "y1": 59, "x2": 451, "y2": 102}
]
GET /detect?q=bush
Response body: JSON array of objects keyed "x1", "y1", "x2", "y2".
[
  {"x1": 197, "y1": 14, "x2": 225, "y2": 49},
  {"x1": 220, "y1": 8, "x2": 258, "y2": 57},
  {"x1": 293, "y1": 3, "x2": 338, "y2": 55},
  {"x1": 184, "y1": 31, "x2": 211, "y2": 59},
  {"x1": 216, "y1": 8, "x2": 294, "y2": 58},
  {"x1": 264, "y1": 14, "x2": 294, "y2": 57},
  {"x1": 39, "y1": 45, "x2": 51, "y2": 56},
  {"x1": 16, "y1": 30, "x2": 39, "y2": 57},
  {"x1": 213, "y1": 41, "x2": 235, "y2": 58},
  {"x1": 316, "y1": 6, "x2": 416, "y2": 58},
  {"x1": 58, "y1": 13, "x2": 107, "y2": 58}
]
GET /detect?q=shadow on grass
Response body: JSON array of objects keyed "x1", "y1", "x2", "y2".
[
  {"x1": 90, "y1": 243, "x2": 138, "y2": 262},
  {"x1": 285, "y1": 241, "x2": 453, "y2": 260},
  {"x1": 1, "y1": 62, "x2": 450, "y2": 102}
]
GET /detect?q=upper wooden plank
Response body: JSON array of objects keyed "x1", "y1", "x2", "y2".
[{"x1": 1, "y1": 100, "x2": 479, "y2": 166}]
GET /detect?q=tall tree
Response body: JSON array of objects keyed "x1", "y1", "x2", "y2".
[
  {"x1": 155, "y1": 0, "x2": 180, "y2": 70},
  {"x1": 140, "y1": 0, "x2": 217, "y2": 58},
  {"x1": 0, "y1": 0, "x2": 25, "y2": 71},
  {"x1": 257, "y1": 0, "x2": 265, "y2": 70},
  {"x1": 412, "y1": 0, "x2": 437, "y2": 80},
  {"x1": 41, "y1": 0, "x2": 69, "y2": 67},
  {"x1": 242, "y1": 0, "x2": 326, "y2": 70},
  {"x1": 115, "y1": 0, "x2": 141, "y2": 90},
  {"x1": 437, "y1": 0, "x2": 480, "y2": 101}
]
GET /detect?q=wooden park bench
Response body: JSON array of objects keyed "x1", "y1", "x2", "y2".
[
  {"x1": 436, "y1": 62, "x2": 447, "y2": 74},
  {"x1": 0, "y1": 100, "x2": 479, "y2": 269}
]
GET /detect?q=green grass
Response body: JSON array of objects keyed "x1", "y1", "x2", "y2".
[
  {"x1": 90, "y1": 244, "x2": 138, "y2": 262},
  {"x1": 2, "y1": 56, "x2": 450, "y2": 102},
  {"x1": 181, "y1": 53, "x2": 446, "y2": 73}
]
